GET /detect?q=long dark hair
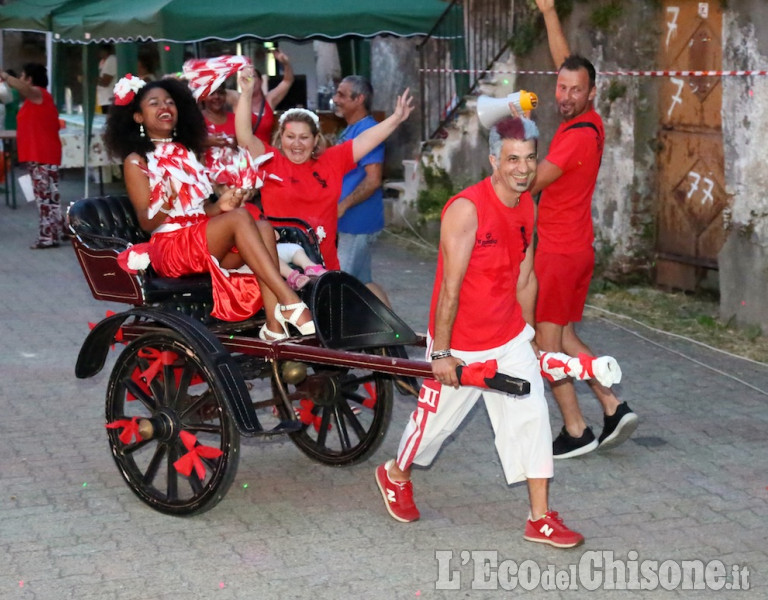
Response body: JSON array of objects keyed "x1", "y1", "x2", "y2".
[{"x1": 104, "y1": 78, "x2": 207, "y2": 161}]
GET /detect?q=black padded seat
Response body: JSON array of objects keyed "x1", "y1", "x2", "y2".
[{"x1": 67, "y1": 195, "x2": 213, "y2": 306}]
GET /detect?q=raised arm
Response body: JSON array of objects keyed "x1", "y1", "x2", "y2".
[
  {"x1": 235, "y1": 66, "x2": 267, "y2": 158},
  {"x1": 265, "y1": 50, "x2": 294, "y2": 109},
  {"x1": 0, "y1": 70, "x2": 42, "y2": 103},
  {"x1": 351, "y1": 88, "x2": 414, "y2": 163},
  {"x1": 535, "y1": 0, "x2": 571, "y2": 68}
]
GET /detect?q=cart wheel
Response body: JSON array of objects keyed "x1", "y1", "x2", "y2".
[
  {"x1": 273, "y1": 349, "x2": 393, "y2": 466},
  {"x1": 105, "y1": 331, "x2": 240, "y2": 516}
]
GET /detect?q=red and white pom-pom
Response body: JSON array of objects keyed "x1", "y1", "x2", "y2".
[
  {"x1": 183, "y1": 55, "x2": 250, "y2": 101},
  {"x1": 113, "y1": 73, "x2": 146, "y2": 106},
  {"x1": 207, "y1": 148, "x2": 276, "y2": 189},
  {"x1": 143, "y1": 143, "x2": 213, "y2": 218},
  {"x1": 539, "y1": 351, "x2": 622, "y2": 387}
]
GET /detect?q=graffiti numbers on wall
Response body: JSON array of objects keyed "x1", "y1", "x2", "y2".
[
  {"x1": 687, "y1": 170, "x2": 715, "y2": 205},
  {"x1": 665, "y1": 6, "x2": 680, "y2": 49},
  {"x1": 667, "y1": 77, "x2": 685, "y2": 119}
]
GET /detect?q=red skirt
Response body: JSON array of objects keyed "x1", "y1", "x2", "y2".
[{"x1": 148, "y1": 220, "x2": 263, "y2": 322}]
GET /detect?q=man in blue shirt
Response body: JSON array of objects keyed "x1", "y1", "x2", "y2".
[{"x1": 334, "y1": 76, "x2": 390, "y2": 303}]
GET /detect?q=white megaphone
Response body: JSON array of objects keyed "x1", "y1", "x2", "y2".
[{"x1": 477, "y1": 90, "x2": 538, "y2": 129}]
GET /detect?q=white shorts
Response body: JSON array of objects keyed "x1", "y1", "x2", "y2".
[
  {"x1": 277, "y1": 242, "x2": 303, "y2": 264},
  {"x1": 396, "y1": 325, "x2": 553, "y2": 484}
]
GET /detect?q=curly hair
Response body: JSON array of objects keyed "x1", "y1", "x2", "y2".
[{"x1": 104, "y1": 78, "x2": 207, "y2": 161}]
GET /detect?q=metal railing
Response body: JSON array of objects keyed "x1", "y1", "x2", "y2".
[{"x1": 418, "y1": 0, "x2": 514, "y2": 141}]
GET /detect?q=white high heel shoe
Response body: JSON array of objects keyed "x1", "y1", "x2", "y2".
[
  {"x1": 259, "y1": 324, "x2": 289, "y2": 342},
  {"x1": 275, "y1": 302, "x2": 316, "y2": 336}
]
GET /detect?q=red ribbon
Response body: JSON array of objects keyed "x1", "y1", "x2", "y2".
[
  {"x1": 137, "y1": 348, "x2": 178, "y2": 386},
  {"x1": 297, "y1": 399, "x2": 329, "y2": 432},
  {"x1": 577, "y1": 353, "x2": 596, "y2": 379},
  {"x1": 539, "y1": 353, "x2": 571, "y2": 382},
  {"x1": 173, "y1": 430, "x2": 223, "y2": 480},
  {"x1": 87, "y1": 310, "x2": 124, "y2": 349},
  {"x1": 362, "y1": 382, "x2": 377, "y2": 409},
  {"x1": 106, "y1": 417, "x2": 143, "y2": 444},
  {"x1": 126, "y1": 366, "x2": 152, "y2": 402},
  {"x1": 458, "y1": 359, "x2": 499, "y2": 388}
]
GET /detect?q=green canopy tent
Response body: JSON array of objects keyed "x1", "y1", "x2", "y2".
[
  {"x1": 1, "y1": 0, "x2": 450, "y2": 194},
  {"x1": 49, "y1": 0, "x2": 449, "y2": 43}
]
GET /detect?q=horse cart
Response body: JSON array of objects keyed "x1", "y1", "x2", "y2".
[{"x1": 68, "y1": 196, "x2": 528, "y2": 517}]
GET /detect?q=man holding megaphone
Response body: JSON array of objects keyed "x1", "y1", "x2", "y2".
[{"x1": 531, "y1": 0, "x2": 638, "y2": 460}]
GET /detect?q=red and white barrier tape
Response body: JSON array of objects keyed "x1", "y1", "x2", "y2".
[{"x1": 419, "y1": 68, "x2": 768, "y2": 77}]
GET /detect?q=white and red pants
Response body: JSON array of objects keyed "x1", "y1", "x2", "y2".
[{"x1": 396, "y1": 325, "x2": 554, "y2": 484}]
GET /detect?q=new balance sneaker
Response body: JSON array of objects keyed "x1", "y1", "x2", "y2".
[
  {"x1": 598, "y1": 402, "x2": 638, "y2": 450},
  {"x1": 524, "y1": 511, "x2": 585, "y2": 548},
  {"x1": 552, "y1": 426, "x2": 598, "y2": 459},
  {"x1": 375, "y1": 460, "x2": 420, "y2": 522}
]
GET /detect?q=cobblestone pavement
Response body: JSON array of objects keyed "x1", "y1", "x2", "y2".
[{"x1": 1, "y1": 175, "x2": 766, "y2": 599}]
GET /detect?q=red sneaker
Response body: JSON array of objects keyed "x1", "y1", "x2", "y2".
[
  {"x1": 524, "y1": 511, "x2": 584, "y2": 548},
  {"x1": 375, "y1": 460, "x2": 420, "y2": 522}
]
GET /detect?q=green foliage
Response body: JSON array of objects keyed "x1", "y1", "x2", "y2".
[
  {"x1": 590, "y1": 1, "x2": 623, "y2": 31},
  {"x1": 416, "y1": 164, "x2": 458, "y2": 220},
  {"x1": 606, "y1": 80, "x2": 627, "y2": 102},
  {"x1": 510, "y1": 0, "x2": 574, "y2": 57}
]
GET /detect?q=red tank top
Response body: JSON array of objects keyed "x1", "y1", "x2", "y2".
[
  {"x1": 16, "y1": 88, "x2": 62, "y2": 165},
  {"x1": 428, "y1": 178, "x2": 534, "y2": 351},
  {"x1": 252, "y1": 101, "x2": 275, "y2": 145}
]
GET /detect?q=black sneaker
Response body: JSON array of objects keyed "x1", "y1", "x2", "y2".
[
  {"x1": 552, "y1": 426, "x2": 598, "y2": 459},
  {"x1": 598, "y1": 402, "x2": 638, "y2": 450}
]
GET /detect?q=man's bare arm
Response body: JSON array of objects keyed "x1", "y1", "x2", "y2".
[
  {"x1": 536, "y1": 0, "x2": 571, "y2": 68},
  {"x1": 431, "y1": 198, "x2": 477, "y2": 388},
  {"x1": 530, "y1": 158, "x2": 564, "y2": 195}
]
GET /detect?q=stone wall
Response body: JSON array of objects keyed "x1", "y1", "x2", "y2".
[{"x1": 719, "y1": 0, "x2": 768, "y2": 330}]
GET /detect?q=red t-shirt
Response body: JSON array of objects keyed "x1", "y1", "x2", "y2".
[
  {"x1": 205, "y1": 113, "x2": 236, "y2": 137},
  {"x1": 17, "y1": 88, "x2": 62, "y2": 165},
  {"x1": 428, "y1": 178, "x2": 534, "y2": 351},
  {"x1": 537, "y1": 108, "x2": 604, "y2": 253},
  {"x1": 259, "y1": 140, "x2": 355, "y2": 270}
]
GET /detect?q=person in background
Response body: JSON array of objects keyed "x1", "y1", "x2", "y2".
[
  {"x1": 533, "y1": 0, "x2": 637, "y2": 458},
  {"x1": 226, "y1": 49, "x2": 294, "y2": 145},
  {"x1": 0, "y1": 64, "x2": 64, "y2": 248},
  {"x1": 0, "y1": 68, "x2": 21, "y2": 129},
  {"x1": 96, "y1": 44, "x2": 118, "y2": 114},
  {"x1": 137, "y1": 56, "x2": 156, "y2": 83},
  {"x1": 333, "y1": 75, "x2": 390, "y2": 304}
]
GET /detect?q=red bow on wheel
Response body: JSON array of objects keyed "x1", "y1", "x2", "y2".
[
  {"x1": 173, "y1": 431, "x2": 223, "y2": 480},
  {"x1": 137, "y1": 348, "x2": 178, "y2": 385},
  {"x1": 455, "y1": 359, "x2": 530, "y2": 396},
  {"x1": 105, "y1": 417, "x2": 143, "y2": 444}
]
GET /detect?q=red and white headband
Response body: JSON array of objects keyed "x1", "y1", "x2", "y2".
[{"x1": 113, "y1": 73, "x2": 146, "y2": 106}]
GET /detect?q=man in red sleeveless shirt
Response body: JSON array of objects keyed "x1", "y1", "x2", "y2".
[
  {"x1": 533, "y1": 0, "x2": 637, "y2": 459},
  {"x1": 374, "y1": 117, "x2": 584, "y2": 548}
]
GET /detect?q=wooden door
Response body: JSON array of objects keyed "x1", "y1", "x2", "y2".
[{"x1": 655, "y1": 0, "x2": 726, "y2": 290}]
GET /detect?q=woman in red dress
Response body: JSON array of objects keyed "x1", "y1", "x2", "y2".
[{"x1": 104, "y1": 76, "x2": 313, "y2": 341}]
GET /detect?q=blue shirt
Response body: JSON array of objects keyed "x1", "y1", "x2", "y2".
[{"x1": 337, "y1": 115, "x2": 385, "y2": 234}]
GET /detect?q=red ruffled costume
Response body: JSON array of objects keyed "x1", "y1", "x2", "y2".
[{"x1": 119, "y1": 142, "x2": 263, "y2": 322}]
